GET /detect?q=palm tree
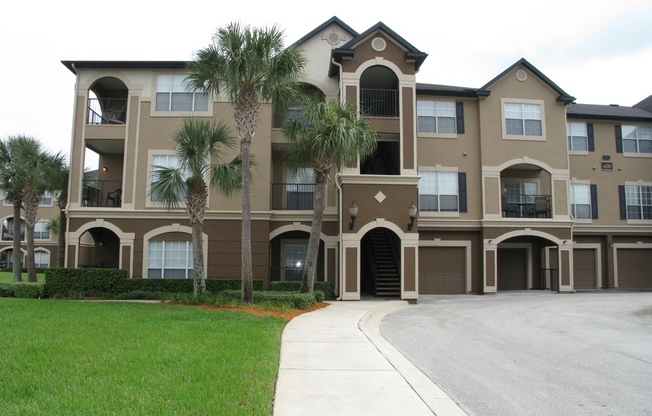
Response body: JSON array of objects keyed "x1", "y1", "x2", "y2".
[
  {"x1": 283, "y1": 98, "x2": 377, "y2": 293},
  {"x1": 49, "y1": 164, "x2": 69, "y2": 267},
  {"x1": 150, "y1": 119, "x2": 242, "y2": 295},
  {"x1": 186, "y1": 22, "x2": 306, "y2": 303},
  {"x1": 10, "y1": 137, "x2": 64, "y2": 281},
  {"x1": 0, "y1": 138, "x2": 23, "y2": 282}
]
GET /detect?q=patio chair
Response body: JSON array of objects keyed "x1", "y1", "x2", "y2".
[{"x1": 106, "y1": 188, "x2": 122, "y2": 207}]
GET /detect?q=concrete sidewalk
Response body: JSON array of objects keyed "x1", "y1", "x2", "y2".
[{"x1": 273, "y1": 300, "x2": 468, "y2": 416}]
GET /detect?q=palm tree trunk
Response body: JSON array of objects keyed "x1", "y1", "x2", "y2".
[
  {"x1": 192, "y1": 221, "x2": 206, "y2": 295},
  {"x1": 12, "y1": 202, "x2": 22, "y2": 282},
  {"x1": 57, "y1": 210, "x2": 66, "y2": 267},
  {"x1": 241, "y1": 139, "x2": 254, "y2": 303},
  {"x1": 23, "y1": 191, "x2": 38, "y2": 282},
  {"x1": 301, "y1": 173, "x2": 327, "y2": 293}
]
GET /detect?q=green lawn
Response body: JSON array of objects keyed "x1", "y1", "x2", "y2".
[
  {"x1": 0, "y1": 271, "x2": 44, "y2": 283},
  {"x1": 0, "y1": 298, "x2": 287, "y2": 415}
]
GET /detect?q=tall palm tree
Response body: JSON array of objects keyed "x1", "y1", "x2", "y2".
[
  {"x1": 186, "y1": 22, "x2": 306, "y2": 303},
  {"x1": 49, "y1": 164, "x2": 69, "y2": 267},
  {"x1": 10, "y1": 137, "x2": 65, "y2": 281},
  {"x1": 0, "y1": 138, "x2": 24, "y2": 282},
  {"x1": 283, "y1": 99, "x2": 377, "y2": 293},
  {"x1": 150, "y1": 119, "x2": 242, "y2": 295}
]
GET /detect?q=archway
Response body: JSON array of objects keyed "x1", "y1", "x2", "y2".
[
  {"x1": 78, "y1": 227, "x2": 120, "y2": 268},
  {"x1": 360, "y1": 227, "x2": 401, "y2": 297}
]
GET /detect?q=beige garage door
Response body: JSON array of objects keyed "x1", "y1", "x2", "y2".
[
  {"x1": 419, "y1": 247, "x2": 465, "y2": 294},
  {"x1": 573, "y1": 249, "x2": 597, "y2": 289},
  {"x1": 617, "y1": 249, "x2": 652, "y2": 289}
]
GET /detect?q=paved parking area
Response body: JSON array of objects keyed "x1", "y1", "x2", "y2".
[{"x1": 381, "y1": 291, "x2": 652, "y2": 416}]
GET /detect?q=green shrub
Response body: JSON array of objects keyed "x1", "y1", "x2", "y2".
[
  {"x1": 0, "y1": 283, "x2": 15, "y2": 297},
  {"x1": 219, "y1": 290, "x2": 316, "y2": 309},
  {"x1": 270, "y1": 281, "x2": 333, "y2": 300},
  {"x1": 13, "y1": 283, "x2": 44, "y2": 299}
]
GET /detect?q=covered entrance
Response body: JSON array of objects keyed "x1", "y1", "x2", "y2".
[{"x1": 361, "y1": 227, "x2": 401, "y2": 296}]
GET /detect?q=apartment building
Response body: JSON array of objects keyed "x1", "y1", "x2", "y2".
[{"x1": 44, "y1": 16, "x2": 652, "y2": 299}]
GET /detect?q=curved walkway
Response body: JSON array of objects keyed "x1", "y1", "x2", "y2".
[{"x1": 273, "y1": 300, "x2": 467, "y2": 416}]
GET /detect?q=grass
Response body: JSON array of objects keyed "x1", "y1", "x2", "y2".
[
  {"x1": 0, "y1": 298, "x2": 287, "y2": 415},
  {"x1": 0, "y1": 271, "x2": 45, "y2": 283}
]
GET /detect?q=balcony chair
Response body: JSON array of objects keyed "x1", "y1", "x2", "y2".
[
  {"x1": 501, "y1": 195, "x2": 517, "y2": 217},
  {"x1": 534, "y1": 197, "x2": 549, "y2": 218},
  {"x1": 106, "y1": 188, "x2": 122, "y2": 207}
]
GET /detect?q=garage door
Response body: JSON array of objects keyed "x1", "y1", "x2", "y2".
[
  {"x1": 573, "y1": 249, "x2": 597, "y2": 289},
  {"x1": 617, "y1": 249, "x2": 652, "y2": 289},
  {"x1": 419, "y1": 247, "x2": 465, "y2": 294},
  {"x1": 498, "y1": 248, "x2": 527, "y2": 290}
]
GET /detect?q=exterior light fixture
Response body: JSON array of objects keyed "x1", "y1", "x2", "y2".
[
  {"x1": 407, "y1": 202, "x2": 417, "y2": 231},
  {"x1": 349, "y1": 201, "x2": 358, "y2": 230},
  {"x1": 102, "y1": 166, "x2": 108, "y2": 172}
]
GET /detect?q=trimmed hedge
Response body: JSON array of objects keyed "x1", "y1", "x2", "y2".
[
  {"x1": 0, "y1": 283, "x2": 15, "y2": 297},
  {"x1": 0, "y1": 283, "x2": 44, "y2": 298},
  {"x1": 270, "y1": 281, "x2": 334, "y2": 300},
  {"x1": 219, "y1": 290, "x2": 317, "y2": 309},
  {"x1": 44, "y1": 268, "x2": 264, "y2": 298}
]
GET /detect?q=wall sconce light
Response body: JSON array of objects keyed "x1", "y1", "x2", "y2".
[
  {"x1": 102, "y1": 166, "x2": 108, "y2": 172},
  {"x1": 609, "y1": 243, "x2": 613, "y2": 248},
  {"x1": 488, "y1": 240, "x2": 493, "y2": 244},
  {"x1": 563, "y1": 240, "x2": 568, "y2": 245},
  {"x1": 407, "y1": 202, "x2": 417, "y2": 231},
  {"x1": 349, "y1": 201, "x2": 358, "y2": 230}
]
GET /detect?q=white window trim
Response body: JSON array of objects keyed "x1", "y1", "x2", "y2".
[
  {"x1": 416, "y1": 99, "x2": 458, "y2": 139},
  {"x1": 622, "y1": 125, "x2": 652, "y2": 157},
  {"x1": 569, "y1": 180, "x2": 592, "y2": 224},
  {"x1": 567, "y1": 122, "x2": 589, "y2": 155},
  {"x1": 150, "y1": 73, "x2": 213, "y2": 118},
  {"x1": 34, "y1": 220, "x2": 51, "y2": 240},
  {"x1": 34, "y1": 247, "x2": 51, "y2": 268},
  {"x1": 417, "y1": 165, "x2": 460, "y2": 218},
  {"x1": 281, "y1": 239, "x2": 310, "y2": 282},
  {"x1": 146, "y1": 150, "x2": 189, "y2": 209},
  {"x1": 501, "y1": 98, "x2": 546, "y2": 141},
  {"x1": 147, "y1": 240, "x2": 194, "y2": 279},
  {"x1": 624, "y1": 181, "x2": 652, "y2": 224},
  {"x1": 38, "y1": 191, "x2": 54, "y2": 207}
]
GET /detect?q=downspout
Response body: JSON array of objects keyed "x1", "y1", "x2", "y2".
[{"x1": 332, "y1": 57, "x2": 345, "y2": 300}]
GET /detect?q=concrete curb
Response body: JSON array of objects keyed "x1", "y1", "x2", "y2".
[{"x1": 359, "y1": 301, "x2": 469, "y2": 416}]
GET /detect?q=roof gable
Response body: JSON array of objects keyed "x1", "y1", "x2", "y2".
[
  {"x1": 290, "y1": 16, "x2": 358, "y2": 48},
  {"x1": 481, "y1": 58, "x2": 575, "y2": 104}
]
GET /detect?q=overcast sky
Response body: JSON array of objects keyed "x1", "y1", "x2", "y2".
[{"x1": 1, "y1": 0, "x2": 650, "y2": 165}]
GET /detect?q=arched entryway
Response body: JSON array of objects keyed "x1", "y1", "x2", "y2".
[
  {"x1": 269, "y1": 231, "x2": 325, "y2": 284},
  {"x1": 360, "y1": 227, "x2": 401, "y2": 297},
  {"x1": 78, "y1": 227, "x2": 120, "y2": 268}
]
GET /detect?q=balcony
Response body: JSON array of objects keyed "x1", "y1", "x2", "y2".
[
  {"x1": 87, "y1": 98, "x2": 127, "y2": 125},
  {"x1": 360, "y1": 89, "x2": 398, "y2": 117},
  {"x1": 82, "y1": 180, "x2": 122, "y2": 207},
  {"x1": 502, "y1": 194, "x2": 551, "y2": 218},
  {"x1": 271, "y1": 183, "x2": 314, "y2": 210}
]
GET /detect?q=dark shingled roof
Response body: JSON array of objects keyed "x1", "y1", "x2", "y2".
[
  {"x1": 62, "y1": 60, "x2": 187, "y2": 74},
  {"x1": 634, "y1": 95, "x2": 652, "y2": 113},
  {"x1": 567, "y1": 103, "x2": 652, "y2": 122},
  {"x1": 291, "y1": 16, "x2": 358, "y2": 48},
  {"x1": 416, "y1": 83, "x2": 490, "y2": 98}
]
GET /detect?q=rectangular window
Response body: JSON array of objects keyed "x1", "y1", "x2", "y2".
[
  {"x1": 147, "y1": 240, "x2": 194, "y2": 278},
  {"x1": 38, "y1": 191, "x2": 53, "y2": 206},
  {"x1": 155, "y1": 75, "x2": 208, "y2": 112},
  {"x1": 419, "y1": 171, "x2": 459, "y2": 212},
  {"x1": 567, "y1": 122, "x2": 588, "y2": 151},
  {"x1": 150, "y1": 154, "x2": 187, "y2": 202},
  {"x1": 505, "y1": 102, "x2": 542, "y2": 136},
  {"x1": 622, "y1": 125, "x2": 652, "y2": 154},
  {"x1": 34, "y1": 220, "x2": 50, "y2": 239},
  {"x1": 283, "y1": 242, "x2": 308, "y2": 281},
  {"x1": 625, "y1": 185, "x2": 652, "y2": 220},
  {"x1": 417, "y1": 101, "x2": 456, "y2": 134},
  {"x1": 570, "y1": 184, "x2": 591, "y2": 219}
]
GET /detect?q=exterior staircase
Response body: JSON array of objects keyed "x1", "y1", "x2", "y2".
[{"x1": 367, "y1": 229, "x2": 401, "y2": 296}]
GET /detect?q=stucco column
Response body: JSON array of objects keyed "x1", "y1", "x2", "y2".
[
  {"x1": 401, "y1": 233, "x2": 419, "y2": 301},
  {"x1": 483, "y1": 239, "x2": 498, "y2": 293},
  {"x1": 341, "y1": 233, "x2": 360, "y2": 300}
]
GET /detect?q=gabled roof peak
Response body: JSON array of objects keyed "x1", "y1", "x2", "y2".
[
  {"x1": 481, "y1": 58, "x2": 575, "y2": 104},
  {"x1": 291, "y1": 16, "x2": 358, "y2": 48}
]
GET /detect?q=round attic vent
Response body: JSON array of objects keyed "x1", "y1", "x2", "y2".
[
  {"x1": 515, "y1": 70, "x2": 528, "y2": 82},
  {"x1": 371, "y1": 37, "x2": 386, "y2": 52},
  {"x1": 327, "y1": 32, "x2": 340, "y2": 45}
]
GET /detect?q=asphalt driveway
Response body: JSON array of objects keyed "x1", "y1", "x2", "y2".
[{"x1": 381, "y1": 291, "x2": 652, "y2": 416}]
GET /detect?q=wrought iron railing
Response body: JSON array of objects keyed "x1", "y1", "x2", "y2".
[
  {"x1": 502, "y1": 194, "x2": 551, "y2": 218},
  {"x1": 87, "y1": 98, "x2": 127, "y2": 125},
  {"x1": 360, "y1": 89, "x2": 399, "y2": 117},
  {"x1": 82, "y1": 180, "x2": 122, "y2": 207},
  {"x1": 271, "y1": 183, "x2": 315, "y2": 210}
]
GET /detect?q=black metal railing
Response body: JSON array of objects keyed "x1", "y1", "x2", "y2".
[
  {"x1": 271, "y1": 183, "x2": 315, "y2": 210},
  {"x1": 268, "y1": 266, "x2": 325, "y2": 282},
  {"x1": 82, "y1": 180, "x2": 122, "y2": 207},
  {"x1": 87, "y1": 98, "x2": 127, "y2": 125},
  {"x1": 502, "y1": 194, "x2": 551, "y2": 218},
  {"x1": 360, "y1": 89, "x2": 399, "y2": 117}
]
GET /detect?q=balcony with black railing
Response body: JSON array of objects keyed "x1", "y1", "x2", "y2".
[
  {"x1": 82, "y1": 180, "x2": 122, "y2": 207},
  {"x1": 271, "y1": 183, "x2": 315, "y2": 210},
  {"x1": 360, "y1": 89, "x2": 399, "y2": 117},
  {"x1": 502, "y1": 194, "x2": 551, "y2": 218},
  {"x1": 87, "y1": 98, "x2": 127, "y2": 125}
]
